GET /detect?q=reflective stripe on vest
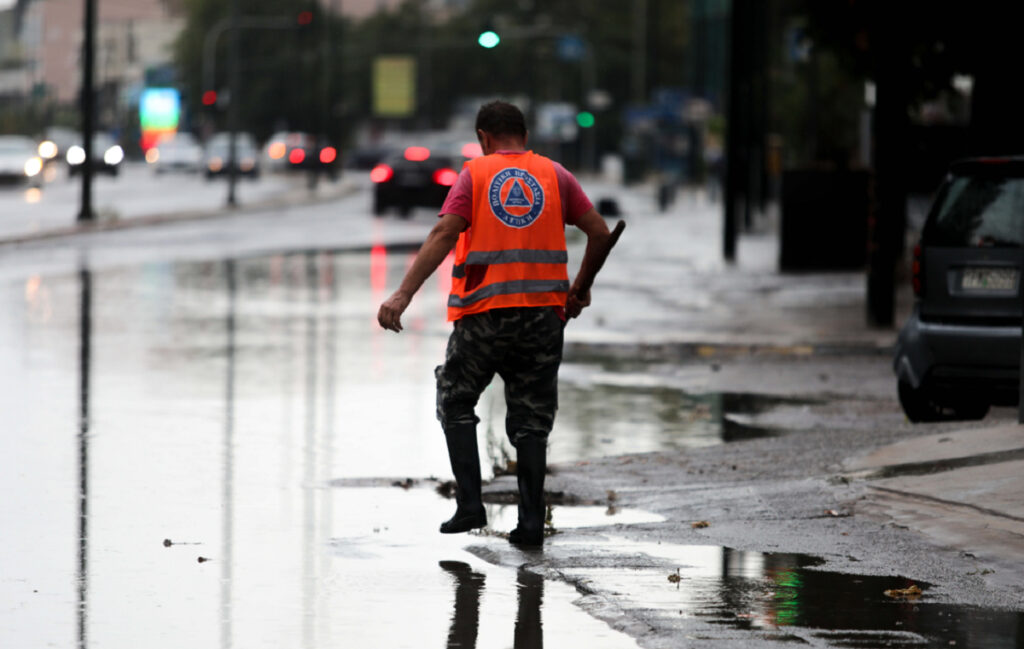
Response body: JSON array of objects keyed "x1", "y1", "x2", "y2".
[
  {"x1": 452, "y1": 249, "x2": 569, "y2": 278},
  {"x1": 448, "y1": 278, "x2": 571, "y2": 308}
]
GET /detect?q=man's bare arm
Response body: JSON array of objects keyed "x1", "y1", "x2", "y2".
[
  {"x1": 377, "y1": 213, "x2": 466, "y2": 332},
  {"x1": 566, "y1": 208, "x2": 612, "y2": 319}
]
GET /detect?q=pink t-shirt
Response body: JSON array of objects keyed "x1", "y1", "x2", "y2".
[{"x1": 438, "y1": 151, "x2": 593, "y2": 225}]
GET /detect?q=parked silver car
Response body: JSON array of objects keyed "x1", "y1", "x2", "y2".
[
  {"x1": 149, "y1": 132, "x2": 203, "y2": 174},
  {"x1": 893, "y1": 157, "x2": 1024, "y2": 422},
  {"x1": 0, "y1": 135, "x2": 44, "y2": 187}
]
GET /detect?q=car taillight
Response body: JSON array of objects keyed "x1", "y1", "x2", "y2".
[
  {"x1": 911, "y1": 244, "x2": 923, "y2": 296},
  {"x1": 404, "y1": 146, "x2": 430, "y2": 162},
  {"x1": 433, "y1": 167, "x2": 458, "y2": 186},
  {"x1": 370, "y1": 163, "x2": 394, "y2": 183},
  {"x1": 289, "y1": 149, "x2": 306, "y2": 164},
  {"x1": 319, "y1": 146, "x2": 337, "y2": 164}
]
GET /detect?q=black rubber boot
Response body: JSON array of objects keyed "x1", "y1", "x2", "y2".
[
  {"x1": 509, "y1": 436, "x2": 546, "y2": 547},
  {"x1": 439, "y1": 423, "x2": 487, "y2": 534}
]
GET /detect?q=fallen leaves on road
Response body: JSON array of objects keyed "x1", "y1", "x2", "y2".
[
  {"x1": 691, "y1": 521, "x2": 710, "y2": 529},
  {"x1": 883, "y1": 584, "x2": 922, "y2": 600}
]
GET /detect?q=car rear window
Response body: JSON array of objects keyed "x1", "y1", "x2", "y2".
[{"x1": 923, "y1": 174, "x2": 1024, "y2": 247}]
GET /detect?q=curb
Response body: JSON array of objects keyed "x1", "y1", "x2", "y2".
[
  {"x1": 0, "y1": 175, "x2": 362, "y2": 248},
  {"x1": 564, "y1": 339, "x2": 895, "y2": 361}
]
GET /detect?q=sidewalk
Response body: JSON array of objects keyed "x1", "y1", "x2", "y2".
[
  {"x1": 844, "y1": 424, "x2": 1024, "y2": 589},
  {"x1": 569, "y1": 179, "x2": 911, "y2": 355}
]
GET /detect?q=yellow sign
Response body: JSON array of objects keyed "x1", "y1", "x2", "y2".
[{"x1": 373, "y1": 56, "x2": 416, "y2": 117}]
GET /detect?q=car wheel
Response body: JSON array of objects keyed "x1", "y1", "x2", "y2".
[
  {"x1": 897, "y1": 380, "x2": 945, "y2": 423},
  {"x1": 373, "y1": 194, "x2": 386, "y2": 217},
  {"x1": 398, "y1": 202, "x2": 412, "y2": 218},
  {"x1": 951, "y1": 401, "x2": 990, "y2": 421},
  {"x1": 898, "y1": 381, "x2": 991, "y2": 423}
]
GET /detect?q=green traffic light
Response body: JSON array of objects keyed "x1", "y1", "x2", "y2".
[
  {"x1": 478, "y1": 30, "x2": 500, "y2": 48},
  {"x1": 576, "y1": 111, "x2": 595, "y2": 128}
]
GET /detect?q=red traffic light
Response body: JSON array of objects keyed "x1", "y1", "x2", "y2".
[
  {"x1": 202, "y1": 90, "x2": 217, "y2": 106},
  {"x1": 297, "y1": 11, "x2": 313, "y2": 25}
]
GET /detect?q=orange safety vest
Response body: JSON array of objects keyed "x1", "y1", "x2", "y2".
[{"x1": 447, "y1": 151, "x2": 569, "y2": 321}]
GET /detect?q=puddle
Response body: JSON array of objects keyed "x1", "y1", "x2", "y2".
[
  {"x1": 327, "y1": 487, "x2": 641, "y2": 648},
  {"x1": 551, "y1": 537, "x2": 1024, "y2": 647},
  {"x1": 546, "y1": 369, "x2": 806, "y2": 461}
]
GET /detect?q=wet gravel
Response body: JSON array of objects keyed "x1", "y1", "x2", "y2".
[{"x1": 481, "y1": 351, "x2": 1024, "y2": 647}]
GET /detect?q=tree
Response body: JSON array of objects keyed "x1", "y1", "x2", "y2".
[{"x1": 173, "y1": 0, "x2": 343, "y2": 143}]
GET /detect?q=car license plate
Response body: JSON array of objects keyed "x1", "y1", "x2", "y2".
[
  {"x1": 961, "y1": 267, "x2": 1018, "y2": 292},
  {"x1": 397, "y1": 172, "x2": 426, "y2": 187}
]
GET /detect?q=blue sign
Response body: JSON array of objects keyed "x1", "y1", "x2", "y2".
[{"x1": 488, "y1": 168, "x2": 545, "y2": 228}]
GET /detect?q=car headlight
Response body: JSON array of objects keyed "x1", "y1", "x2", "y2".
[
  {"x1": 239, "y1": 158, "x2": 255, "y2": 171},
  {"x1": 66, "y1": 145, "x2": 86, "y2": 165},
  {"x1": 24, "y1": 156, "x2": 44, "y2": 178},
  {"x1": 38, "y1": 140, "x2": 58, "y2": 159},
  {"x1": 208, "y1": 157, "x2": 224, "y2": 173},
  {"x1": 104, "y1": 145, "x2": 124, "y2": 166}
]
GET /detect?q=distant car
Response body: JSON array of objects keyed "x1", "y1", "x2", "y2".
[
  {"x1": 345, "y1": 143, "x2": 396, "y2": 170},
  {"x1": 265, "y1": 130, "x2": 338, "y2": 176},
  {"x1": 893, "y1": 156, "x2": 1024, "y2": 422},
  {"x1": 66, "y1": 133, "x2": 124, "y2": 176},
  {"x1": 0, "y1": 135, "x2": 45, "y2": 187},
  {"x1": 204, "y1": 132, "x2": 260, "y2": 179},
  {"x1": 36, "y1": 126, "x2": 78, "y2": 167},
  {"x1": 149, "y1": 133, "x2": 203, "y2": 174},
  {"x1": 370, "y1": 145, "x2": 459, "y2": 217}
]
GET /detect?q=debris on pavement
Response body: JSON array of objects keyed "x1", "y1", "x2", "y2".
[{"x1": 883, "y1": 584, "x2": 923, "y2": 600}]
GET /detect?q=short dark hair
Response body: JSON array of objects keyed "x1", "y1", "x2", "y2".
[{"x1": 475, "y1": 100, "x2": 527, "y2": 139}]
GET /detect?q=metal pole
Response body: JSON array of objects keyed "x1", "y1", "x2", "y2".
[
  {"x1": 632, "y1": 0, "x2": 647, "y2": 103},
  {"x1": 78, "y1": 0, "x2": 96, "y2": 222},
  {"x1": 225, "y1": 0, "x2": 241, "y2": 207},
  {"x1": 1019, "y1": 217, "x2": 1024, "y2": 423}
]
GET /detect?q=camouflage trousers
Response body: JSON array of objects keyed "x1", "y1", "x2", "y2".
[{"x1": 435, "y1": 307, "x2": 564, "y2": 445}]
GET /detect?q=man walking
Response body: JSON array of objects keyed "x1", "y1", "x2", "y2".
[{"x1": 377, "y1": 100, "x2": 611, "y2": 547}]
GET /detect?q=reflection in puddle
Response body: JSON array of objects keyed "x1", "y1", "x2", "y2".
[
  {"x1": 483, "y1": 500, "x2": 665, "y2": 532},
  {"x1": 536, "y1": 365, "x2": 809, "y2": 464},
  {"x1": 557, "y1": 538, "x2": 1024, "y2": 647},
  {"x1": 329, "y1": 488, "x2": 639, "y2": 648}
]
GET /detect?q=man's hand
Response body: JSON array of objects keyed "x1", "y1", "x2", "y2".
[
  {"x1": 375, "y1": 213, "x2": 466, "y2": 333},
  {"x1": 378, "y1": 290, "x2": 412, "y2": 332},
  {"x1": 565, "y1": 288, "x2": 591, "y2": 319}
]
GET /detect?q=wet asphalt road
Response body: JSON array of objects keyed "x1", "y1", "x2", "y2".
[{"x1": 2, "y1": 169, "x2": 1023, "y2": 648}]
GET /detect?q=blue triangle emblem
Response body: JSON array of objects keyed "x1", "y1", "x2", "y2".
[{"x1": 503, "y1": 180, "x2": 532, "y2": 207}]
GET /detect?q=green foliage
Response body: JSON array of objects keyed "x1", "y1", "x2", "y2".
[
  {"x1": 174, "y1": 0, "x2": 344, "y2": 142},
  {"x1": 171, "y1": 0, "x2": 698, "y2": 147}
]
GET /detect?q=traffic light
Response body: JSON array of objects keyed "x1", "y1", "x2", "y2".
[
  {"x1": 201, "y1": 90, "x2": 217, "y2": 107},
  {"x1": 576, "y1": 111, "x2": 595, "y2": 128},
  {"x1": 478, "y1": 29, "x2": 500, "y2": 48},
  {"x1": 297, "y1": 10, "x2": 313, "y2": 26}
]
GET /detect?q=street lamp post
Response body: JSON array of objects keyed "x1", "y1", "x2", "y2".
[
  {"x1": 78, "y1": 0, "x2": 96, "y2": 222},
  {"x1": 201, "y1": 14, "x2": 297, "y2": 207}
]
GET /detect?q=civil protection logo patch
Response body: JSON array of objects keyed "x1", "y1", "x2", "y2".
[{"x1": 488, "y1": 167, "x2": 545, "y2": 228}]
